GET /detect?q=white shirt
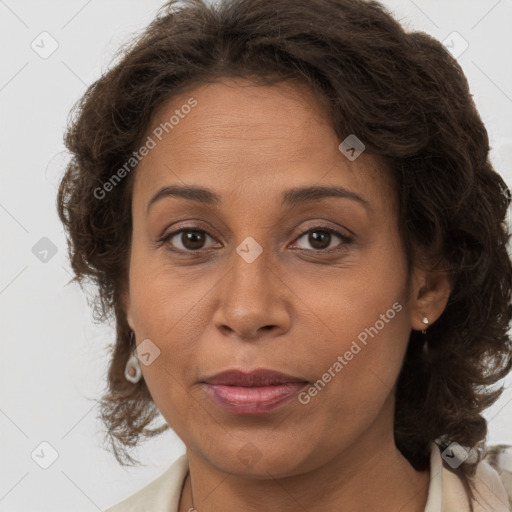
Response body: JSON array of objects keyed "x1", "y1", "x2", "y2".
[{"x1": 104, "y1": 442, "x2": 510, "y2": 511}]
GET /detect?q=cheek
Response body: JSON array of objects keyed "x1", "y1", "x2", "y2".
[
  {"x1": 126, "y1": 244, "x2": 206, "y2": 409},
  {"x1": 295, "y1": 233, "x2": 411, "y2": 419},
  {"x1": 127, "y1": 226, "x2": 214, "y2": 336},
  {"x1": 302, "y1": 301, "x2": 410, "y2": 411}
]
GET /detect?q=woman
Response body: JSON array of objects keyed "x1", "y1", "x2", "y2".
[{"x1": 56, "y1": 0, "x2": 512, "y2": 510}]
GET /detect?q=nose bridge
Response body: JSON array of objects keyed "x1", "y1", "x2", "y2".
[
  {"x1": 229, "y1": 235, "x2": 275, "y2": 307},
  {"x1": 227, "y1": 196, "x2": 275, "y2": 289},
  {"x1": 212, "y1": 234, "x2": 290, "y2": 337}
]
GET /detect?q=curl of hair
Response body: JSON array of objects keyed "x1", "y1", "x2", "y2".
[{"x1": 57, "y1": 0, "x2": 512, "y2": 504}]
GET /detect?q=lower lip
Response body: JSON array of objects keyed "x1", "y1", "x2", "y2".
[{"x1": 203, "y1": 382, "x2": 308, "y2": 414}]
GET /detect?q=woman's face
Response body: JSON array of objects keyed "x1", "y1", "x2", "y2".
[{"x1": 125, "y1": 78, "x2": 436, "y2": 476}]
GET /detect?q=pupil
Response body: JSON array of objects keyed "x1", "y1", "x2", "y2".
[
  {"x1": 310, "y1": 231, "x2": 330, "y2": 249},
  {"x1": 183, "y1": 231, "x2": 204, "y2": 250}
]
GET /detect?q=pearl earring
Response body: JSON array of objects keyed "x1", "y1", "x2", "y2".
[
  {"x1": 422, "y1": 316, "x2": 429, "y2": 335},
  {"x1": 124, "y1": 331, "x2": 142, "y2": 384}
]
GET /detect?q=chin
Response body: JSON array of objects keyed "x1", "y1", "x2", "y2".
[{"x1": 201, "y1": 439, "x2": 315, "y2": 478}]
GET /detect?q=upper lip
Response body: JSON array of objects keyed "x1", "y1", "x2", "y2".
[{"x1": 202, "y1": 369, "x2": 308, "y2": 387}]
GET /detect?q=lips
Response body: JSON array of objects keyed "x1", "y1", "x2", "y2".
[
  {"x1": 202, "y1": 368, "x2": 307, "y2": 387},
  {"x1": 201, "y1": 369, "x2": 309, "y2": 415}
]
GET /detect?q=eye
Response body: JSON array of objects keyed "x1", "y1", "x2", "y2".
[
  {"x1": 291, "y1": 227, "x2": 353, "y2": 252},
  {"x1": 159, "y1": 228, "x2": 219, "y2": 252}
]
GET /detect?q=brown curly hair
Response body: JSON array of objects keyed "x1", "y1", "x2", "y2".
[{"x1": 56, "y1": 0, "x2": 512, "y2": 504}]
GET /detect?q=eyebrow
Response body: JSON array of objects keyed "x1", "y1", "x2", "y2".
[{"x1": 146, "y1": 184, "x2": 370, "y2": 214}]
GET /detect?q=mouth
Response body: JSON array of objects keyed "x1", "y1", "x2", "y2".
[{"x1": 201, "y1": 368, "x2": 309, "y2": 415}]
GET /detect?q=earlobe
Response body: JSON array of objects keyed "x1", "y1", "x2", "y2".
[{"x1": 409, "y1": 268, "x2": 452, "y2": 331}]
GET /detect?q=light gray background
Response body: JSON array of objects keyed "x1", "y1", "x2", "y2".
[{"x1": 1, "y1": 1, "x2": 511, "y2": 510}]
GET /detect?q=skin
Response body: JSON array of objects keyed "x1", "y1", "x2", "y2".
[{"x1": 124, "y1": 78, "x2": 451, "y2": 512}]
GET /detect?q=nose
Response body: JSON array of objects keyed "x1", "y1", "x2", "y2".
[{"x1": 211, "y1": 242, "x2": 292, "y2": 340}]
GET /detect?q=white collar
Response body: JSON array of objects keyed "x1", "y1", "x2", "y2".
[{"x1": 425, "y1": 442, "x2": 509, "y2": 512}]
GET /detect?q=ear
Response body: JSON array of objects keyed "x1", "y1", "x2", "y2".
[
  {"x1": 409, "y1": 266, "x2": 452, "y2": 331},
  {"x1": 121, "y1": 288, "x2": 135, "y2": 332}
]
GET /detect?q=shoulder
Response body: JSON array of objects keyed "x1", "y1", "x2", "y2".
[
  {"x1": 441, "y1": 445, "x2": 511, "y2": 512},
  {"x1": 428, "y1": 442, "x2": 511, "y2": 512},
  {"x1": 104, "y1": 453, "x2": 189, "y2": 512},
  {"x1": 480, "y1": 445, "x2": 512, "y2": 510}
]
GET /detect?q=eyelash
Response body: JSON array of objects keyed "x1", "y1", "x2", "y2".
[{"x1": 156, "y1": 225, "x2": 354, "y2": 255}]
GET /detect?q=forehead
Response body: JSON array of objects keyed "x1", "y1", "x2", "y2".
[
  {"x1": 155, "y1": 77, "x2": 332, "y2": 135},
  {"x1": 145, "y1": 79, "x2": 334, "y2": 166},
  {"x1": 132, "y1": 78, "x2": 394, "y2": 213}
]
